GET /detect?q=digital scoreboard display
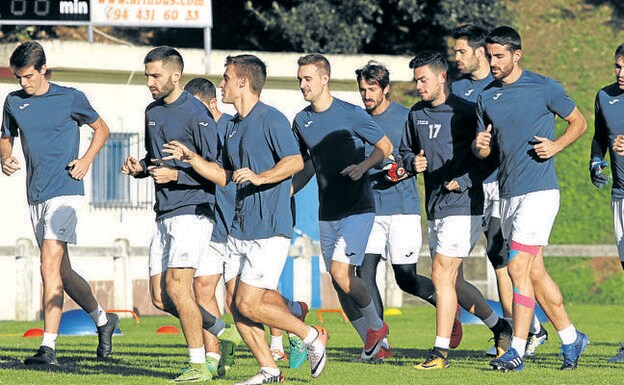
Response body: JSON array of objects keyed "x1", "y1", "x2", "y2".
[{"x1": 0, "y1": 0, "x2": 90, "y2": 22}]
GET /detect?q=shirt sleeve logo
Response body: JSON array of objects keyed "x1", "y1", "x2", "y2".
[
  {"x1": 609, "y1": 99, "x2": 620, "y2": 105},
  {"x1": 493, "y1": 93, "x2": 503, "y2": 100}
]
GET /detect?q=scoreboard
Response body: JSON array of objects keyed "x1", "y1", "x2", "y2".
[{"x1": 0, "y1": 0, "x2": 90, "y2": 23}]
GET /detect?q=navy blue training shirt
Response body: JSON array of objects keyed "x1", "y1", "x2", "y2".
[
  {"x1": 138, "y1": 90, "x2": 219, "y2": 220},
  {"x1": 293, "y1": 98, "x2": 386, "y2": 221},
  {"x1": 2, "y1": 83, "x2": 99, "y2": 204},
  {"x1": 211, "y1": 112, "x2": 236, "y2": 243},
  {"x1": 591, "y1": 83, "x2": 624, "y2": 199},
  {"x1": 367, "y1": 101, "x2": 421, "y2": 216},
  {"x1": 400, "y1": 94, "x2": 485, "y2": 219},
  {"x1": 223, "y1": 101, "x2": 299, "y2": 240},
  {"x1": 476, "y1": 70, "x2": 576, "y2": 198}
]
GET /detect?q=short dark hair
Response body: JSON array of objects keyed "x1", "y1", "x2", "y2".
[
  {"x1": 451, "y1": 24, "x2": 488, "y2": 51},
  {"x1": 409, "y1": 51, "x2": 448, "y2": 73},
  {"x1": 297, "y1": 53, "x2": 331, "y2": 77},
  {"x1": 486, "y1": 26, "x2": 522, "y2": 52},
  {"x1": 616, "y1": 44, "x2": 624, "y2": 61},
  {"x1": 144, "y1": 46, "x2": 184, "y2": 72},
  {"x1": 184, "y1": 78, "x2": 216, "y2": 101},
  {"x1": 355, "y1": 61, "x2": 390, "y2": 91},
  {"x1": 10, "y1": 41, "x2": 46, "y2": 71},
  {"x1": 225, "y1": 54, "x2": 266, "y2": 95}
]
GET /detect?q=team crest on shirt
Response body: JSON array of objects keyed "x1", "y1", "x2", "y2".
[{"x1": 609, "y1": 99, "x2": 620, "y2": 105}]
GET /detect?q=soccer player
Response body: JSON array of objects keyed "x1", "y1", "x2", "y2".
[
  {"x1": 292, "y1": 53, "x2": 392, "y2": 361},
  {"x1": 590, "y1": 43, "x2": 624, "y2": 363},
  {"x1": 354, "y1": 61, "x2": 455, "y2": 357},
  {"x1": 451, "y1": 24, "x2": 548, "y2": 357},
  {"x1": 400, "y1": 51, "x2": 511, "y2": 370},
  {"x1": 121, "y1": 46, "x2": 234, "y2": 382},
  {"x1": 162, "y1": 54, "x2": 328, "y2": 384},
  {"x1": 474, "y1": 26, "x2": 588, "y2": 371},
  {"x1": 0, "y1": 41, "x2": 118, "y2": 366}
]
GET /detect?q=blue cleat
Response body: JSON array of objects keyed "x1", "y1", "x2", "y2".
[
  {"x1": 608, "y1": 343, "x2": 624, "y2": 363},
  {"x1": 490, "y1": 347, "x2": 524, "y2": 372},
  {"x1": 560, "y1": 330, "x2": 589, "y2": 370},
  {"x1": 288, "y1": 335, "x2": 308, "y2": 369}
]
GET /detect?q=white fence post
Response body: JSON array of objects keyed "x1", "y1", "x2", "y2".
[
  {"x1": 113, "y1": 238, "x2": 133, "y2": 314},
  {"x1": 15, "y1": 237, "x2": 40, "y2": 321}
]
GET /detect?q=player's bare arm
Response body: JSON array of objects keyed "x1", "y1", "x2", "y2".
[
  {"x1": 68, "y1": 116, "x2": 110, "y2": 180},
  {"x1": 162, "y1": 140, "x2": 229, "y2": 186},
  {"x1": 533, "y1": 107, "x2": 587, "y2": 160},
  {"x1": 0, "y1": 136, "x2": 20, "y2": 176},
  {"x1": 341, "y1": 135, "x2": 392, "y2": 181},
  {"x1": 233, "y1": 154, "x2": 303, "y2": 186}
]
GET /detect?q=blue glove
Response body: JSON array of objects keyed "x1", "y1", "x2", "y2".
[{"x1": 590, "y1": 157, "x2": 610, "y2": 188}]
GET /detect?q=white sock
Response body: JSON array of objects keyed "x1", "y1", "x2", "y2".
[
  {"x1": 88, "y1": 305, "x2": 108, "y2": 327},
  {"x1": 270, "y1": 335, "x2": 284, "y2": 352},
  {"x1": 359, "y1": 300, "x2": 383, "y2": 330},
  {"x1": 287, "y1": 301, "x2": 302, "y2": 319},
  {"x1": 261, "y1": 366, "x2": 281, "y2": 376},
  {"x1": 511, "y1": 336, "x2": 527, "y2": 357},
  {"x1": 530, "y1": 314, "x2": 541, "y2": 334},
  {"x1": 189, "y1": 347, "x2": 206, "y2": 364},
  {"x1": 558, "y1": 324, "x2": 577, "y2": 345},
  {"x1": 482, "y1": 311, "x2": 499, "y2": 329},
  {"x1": 434, "y1": 336, "x2": 450, "y2": 350},
  {"x1": 41, "y1": 332, "x2": 58, "y2": 350},
  {"x1": 303, "y1": 327, "x2": 319, "y2": 345},
  {"x1": 206, "y1": 352, "x2": 220, "y2": 361},
  {"x1": 351, "y1": 317, "x2": 368, "y2": 343}
]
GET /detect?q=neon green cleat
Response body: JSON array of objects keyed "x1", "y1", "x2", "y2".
[
  {"x1": 218, "y1": 326, "x2": 242, "y2": 376},
  {"x1": 205, "y1": 356, "x2": 219, "y2": 377},
  {"x1": 173, "y1": 362, "x2": 212, "y2": 383}
]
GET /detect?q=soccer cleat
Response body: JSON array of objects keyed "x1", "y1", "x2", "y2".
[
  {"x1": 218, "y1": 325, "x2": 242, "y2": 376},
  {"x1": 297, "y1": 301, "x2": 309, "y2": 322},
  {"x1": 271, "y1": 349, "x2": 287, "y2": 362},
  {"x1": 450, "y1": 305, "x2": 463, "y2": 349},
  {"x1": 96, "y1": 312, "x2": 119, "y2": 358},
  {"x1": 608, "y1": 343, "x2": 624, "y2": 363},
  {"x1": 525, "y1": 325, "x2": 549, "y2": 358},
  {"x1": 493, "y1": 319, "x2": 512, "y2": 358},
  {"x1": 560, "y1": 330, "x2": 589, "y2": 370},
  {"x1": 24, "y1": 346, "x2": 58, "y2": 366},
  {"x1": 490, "y1": 347, "x2": 524, "y2": 372},
  {"x1": 205, "y1": 356, "x2": 219, "y2": 377},
  {"x1": 233, "y1": 369, "x2": 284, "y2": 385},
  {"x1": 288, "y1": 335, "x2": 308, "y2": 369},
  {"x1": 413, "y1": 349, "x2": 449, "y2": 370},
  {"x1": 173, "y1": 362, "x2": 212, "y2": 383},
  {"x1": 307, "y1": 326, "x2": 328, "y2": 378},
  {"x1": 361, "y1": 321, "x2": 389, "y2": 360}
]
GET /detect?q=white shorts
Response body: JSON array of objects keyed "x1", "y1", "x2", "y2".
[
  {"x1": 225, "y1": 236, "x2": 290, "y2": 290},
  {"x1": 365, "y1": 214, "x2": 422, "y2": 265},
  {"x1": 148, "y1": 214, "x2": 215, "y2": 276},
  {"x1": 612, "y1": 198, "x2": 624, "y2": 261},
  {"x1": 500, "y1": 189, "x2": 559, "y2": 246},
  {"x1": 482, "y1": 181, "x2": 501, "y2": 229},
  {"x1": 29, "y1": 195, "x2": 83, "y2": 247},
  {"x1": 428, "y1": 215, "x2": 481, "y2": 258},
  {"x1": 320, "y1": 212, "x2": 375, "y2": 268},
  {"x1": 194, "y1": 241, "x2": 226, "y2": 278}
]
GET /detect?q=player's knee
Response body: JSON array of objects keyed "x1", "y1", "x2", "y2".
[{"x1": 393, "y1": 264, "x2": 416, "y2": 291}]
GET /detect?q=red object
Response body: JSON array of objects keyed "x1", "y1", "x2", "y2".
[
  {"x1": 450, "y1": 304, "x2": 463, "y2": 349},
  {"x1": 23, "y1": 328, "x2": 44, "y2": 338},
  {"x1": 157, "y1": 325, "x2": 180, "y2": 334}
]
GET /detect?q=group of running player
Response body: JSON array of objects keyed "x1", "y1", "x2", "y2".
[{"x1": 3, "y1": 22, "x2": 624, "y2": 384}]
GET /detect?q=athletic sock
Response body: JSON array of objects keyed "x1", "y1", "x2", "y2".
[
  {"x1": 434, "y1": 336, "x2": 450, "y2": 351},
  {"x1": 189, "y1": 347, "x2": 206, "y2": 364},
  {"x1": 529, "y1": 314, "x2": 541, "y2": 334},
  {"x1": 287, "y1": 300, "x2": 303, "y2": 319},
  {"x1": 270, "y1": 335, "x2": 284, "y2": 352},
  {"x1": 303, "y1": 327, "x2": 319, "y2": 345},
  {"x1": 206, "y1": 352, "x2": 220, "y2": 361},
  {"x1": 351, "y1": 317, "x2": 368, "y2": 343},
  {"x1": 511, "y1": 337, "x2": 527, "y2": 357},
  {"x1": 211, "y1": 318, "x2": 227, "y2": 337},
  {"x1": 359, "y1": 300, "x2": 383, "y2": 330},
  {"x1": 483, "y1": 311, "x2": 500, "y2": 329},
  {"x1": 558, "y1": 324, "x2": 577, "y2": 345},
  {"x1": 88, "y1": 305, "x2": 108, "y2": 327},
  {"x1": 432, "y1": 346, "x2": 449, "y2": 359},
  {"x1": 262, "y1": 366, "x2": 281, "y2": 376},
  {"x1": 41, "y1": 332, "x2": 58, "y2": 350}
]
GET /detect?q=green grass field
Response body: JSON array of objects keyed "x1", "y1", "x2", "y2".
[{"x1": 1, "y1": 305, "x2": 622, "y2": 385}]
